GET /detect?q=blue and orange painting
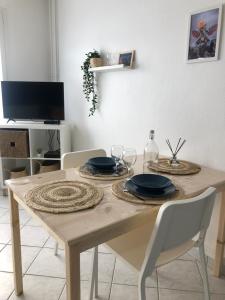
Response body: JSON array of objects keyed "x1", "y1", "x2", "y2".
[{"x1": 188, "y1": 8, "x2": 220, "y2": 60}]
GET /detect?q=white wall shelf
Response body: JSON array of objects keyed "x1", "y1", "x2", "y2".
[{"x1": 89, "y1": 64, "x2": 129, "y2": 72}]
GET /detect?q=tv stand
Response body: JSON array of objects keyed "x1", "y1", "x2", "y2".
[
  {"x1": 7, "y1": 119, "x2": 16, "y2": 123},
  {"x1": 44, "y1": 120, "x2": 61, "y2": 125}
]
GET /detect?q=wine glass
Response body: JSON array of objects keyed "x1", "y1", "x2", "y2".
[
  {"x1": 122, "y1": 148, "x2": 137, "y2": 174},
  {"x1": 111, "y1": 145, "x2": 124, "y2": 172}
]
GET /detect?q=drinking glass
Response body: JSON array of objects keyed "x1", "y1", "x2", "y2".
[
  {"x1": 122, "y1": 148, "x2": 137, "y2": 174},
  {"x1": 111, "y1": 145, "x2": 124, "y2": 171}
]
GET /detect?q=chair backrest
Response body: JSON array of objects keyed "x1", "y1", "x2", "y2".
[
  {"x1": 61, "y1": 148, "x2": 106, "y2": 170},
  {"x1": 140, "y1": 187, "x2": 216, "y2": 277}
]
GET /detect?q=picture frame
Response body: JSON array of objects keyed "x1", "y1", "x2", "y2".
[
  {"x1": 186, "y1": 5, "x2": 222, "y2": 63},
  {"x1": 118, "y1": 50, "x2": 135, "y2": 68}
]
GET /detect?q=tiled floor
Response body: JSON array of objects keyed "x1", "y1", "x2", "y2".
[{"x1": 0, "y1": 195, "x2": 225, "y2": 300}]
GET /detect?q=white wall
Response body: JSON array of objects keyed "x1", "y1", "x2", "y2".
[
  {"x1": 0, "y1": 0, "x2": 51, "y2": 81},
  {"x1": 57, "y1": 0, "x2": 225, "y2": 261}
]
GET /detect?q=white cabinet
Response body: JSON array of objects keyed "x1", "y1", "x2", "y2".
[{"x1": 0, "y1": 122, "x2": 71, "y2": 190}]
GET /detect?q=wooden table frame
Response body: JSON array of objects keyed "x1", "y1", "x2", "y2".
[{"x1": 6, "y1": 159, "x2": 225, "y2": 300}]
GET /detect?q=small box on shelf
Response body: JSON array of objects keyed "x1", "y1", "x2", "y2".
[{"x1": 0, "y1": 129, "x2": 30, "y2": 158}]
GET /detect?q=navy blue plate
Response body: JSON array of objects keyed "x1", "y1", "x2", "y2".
[
  {"x1": 131, "y1": 174, "x2": 172, "y2": 190},
  {"x1": 125, "y1": 180, "x2": 176, "y2": 198},
  {"x1": 87, "y1": 157, "x2": 116, "y2": 170},
  {"x1": 85, "y1": 163, "x2": 123, "y2": 174}
]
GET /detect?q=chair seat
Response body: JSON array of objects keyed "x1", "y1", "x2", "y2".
[
  {"x1": 106, "y1": 210, "x2": 158, "y2": 272},
  {"x1": 106, "y1": 235, "x2": 195, "y2": 271},
  {"x1": 156, "y1": 239, "x2": 195, "y2": 267}
]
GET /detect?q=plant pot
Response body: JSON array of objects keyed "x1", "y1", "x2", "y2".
[
  {"x1": 90, "y1": 58, "x2": 103, "y2": 68},
  {"x1": 10, "y1": 167, "x2": 27, "y2": 179}
]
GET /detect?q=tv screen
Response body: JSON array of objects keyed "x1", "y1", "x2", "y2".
[{"x1": 1, "y1": 81, "x2": 65, "y2": 121}]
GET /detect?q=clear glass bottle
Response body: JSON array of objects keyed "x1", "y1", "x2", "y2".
[{"x1": 143, "y1": 129, "x2": 159, "y2": 173}]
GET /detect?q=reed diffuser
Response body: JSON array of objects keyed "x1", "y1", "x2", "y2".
[{"x1": 166, "y1": 138, "x2": 186, "y2": 167}]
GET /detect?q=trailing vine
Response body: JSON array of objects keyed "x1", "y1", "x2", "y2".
[{"x1": 81, "y1": 50, "x2": 101, "y2": 116}]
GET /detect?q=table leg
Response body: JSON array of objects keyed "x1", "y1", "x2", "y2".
[
  {"x1": 65, "y1": 244, "x2": 80, "y2": 300},
  {"x1": 214, "y1": 191, "x2": 225, "y2": 277},
  {"x1": 9, "y1": 189, "x2": 23, "y2": 295}
]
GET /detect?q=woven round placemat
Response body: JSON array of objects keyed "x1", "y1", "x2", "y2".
[
  {"x1": 79, "y1": 165, "x2": 134, "y2": 181},
  {"x1": 112, "y1": 180, "x2": 186, "y2": 205},
  {"x1": 25, "y1": 180, "x2": 103, "y2": 214},
  {"x1": 148, "y1": 158, "x2": 201, "y2": 175}
]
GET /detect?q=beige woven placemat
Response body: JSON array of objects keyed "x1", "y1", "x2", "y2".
[
  {"x1": 149, "y1": 158, "x2": 201, "y2": 175},
  {"x1": 25, "y1": 180, "x2": 103, "y2": 214},
  {"x1": 112, "y1": 180, "x2": 186, "y2": 205},
  {"x1": 79, "y1": 165, "x2": 134, "y2": 181}
]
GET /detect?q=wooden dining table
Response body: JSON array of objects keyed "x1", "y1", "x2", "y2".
[{"x1": 5, "y1": 155, "x2": 225, "y2": 300}]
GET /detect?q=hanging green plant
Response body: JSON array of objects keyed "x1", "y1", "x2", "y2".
[{"x1": 81, "y1": 50, "x2": 102, "y2": 116}]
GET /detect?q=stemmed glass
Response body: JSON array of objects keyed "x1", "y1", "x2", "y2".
[
  {"x1": 111, "y1": 145, "x2": 124, "y2": 172},
  {"x1": 122, "y1": 148, "x2": 137, "y2": 174}
]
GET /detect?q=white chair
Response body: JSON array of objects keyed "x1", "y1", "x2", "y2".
[
  {"x1": 54, "y1": 148, "x2": 106, "y2": 300},
  {"x1": 54, "y1": 148, "x2": 107, "y2": 256},
  {"x1": 90, "y1": 187, "x2": 216, "y2": 300},
  {"x1": 61, "y1": 148, "x2": 106, "y2": 170}
]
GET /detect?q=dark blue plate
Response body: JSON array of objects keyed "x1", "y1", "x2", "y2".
[
  {"x1": 87, "y1": 157, "x2": 116, "y2": 170},
  {"x1": 85, "y1": 163, "x2": 123, "y2": 174},
  {"x1": 131, "y1": 174, "x2": 172, "y2": 190},
  {"x1": 125, "y1": 180, "x2": 176, "y2": 198}
]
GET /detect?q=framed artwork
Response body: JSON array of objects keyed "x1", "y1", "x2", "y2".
[
  {"x1": 118, "y1": 50, "x2": 135, "y2": 68},
  {"x1": 187, "y1": 5, "x2": 222, "y2": 63}
]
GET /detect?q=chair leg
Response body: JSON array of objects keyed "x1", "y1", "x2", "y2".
[
  {"x1": 94, "y1": 246, "x2": 98, "y2": 298},
  {"x1": 54, "y1": 241, "x2": 59, "y2": 256},
  {"x1": 199, "y1": 244, "x2": 210, "y2": 300},
  {"x1": 138, "y1": 277, "x2": 146, "y2": 300},
  {"x1": 89, "y1": 246, "x2": 98, "y2": 300}
]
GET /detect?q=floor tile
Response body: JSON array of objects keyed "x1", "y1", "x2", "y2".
[
  {"x1": 208, "y1": 271, "x2": 225, "y2": 294},
  {"x1": 0, "y1": 208, "x2": 8, "y2": 217},
  {"x1": 81, "y1": 251, "x2": 115, "y2": 283},
  {"x1": 59, "y1": 281, "x2": 110, "y2": 300},
  {"x1": 0, "y1": 196, "x2": 9, "y2": 209},
  {"x1": 0, "y1": 224, "x2": 11, "y2": 244},
  {"x1": 19, "y1": 226, "x2": 49, "y2": 247},
  {"x1": 178, "y1": 252, "x2": 196, "y2": 261},
  {"x1": 158, "y1": 259, "x2": 203, "y2": 292},
  {"x1": 0, "y1": 271, "x2": 14, "y2": 300},
  {"x1": 25, "y1": 217, "x2": 42, "y2": 227},
  {"x1": 110, "y1": 284, "x2": 158, "y2": 300},
  {"x1": 27, "y1": 248, "x2": 65, "y2": 278},
  {"x1": 159, "y1": 288, "x2": 203, "y2": 299},
  {"x1": 0, "y1": 209, "x2": 30, "y2": 225},
  {"x1": 187, "y1": 248, "x2": 203, "y2": 262},
  {"x1": 211, "y1": 294, "x2": 225, "y2": 300},
  {"x1": 9, "y1": 274, "x2": 65, "y2": 300},
  {"x1": 113, "y1": 258, "x2": 157, "y2": 287},
  {"x1": 44, "y1": 236, "x2": 64, "y2": 250},
  {"x1": 0, "y1": 245, "x2": 40, "y2": 273},
  {"x1": 196, "y1": 262, "x2": 225, "y2": 294},
  {"x1": 98, "y1": 244, "x2": 112, "y2": 254},
  {"x1": 0, "y1": 244, "x2": 6, "y2": 252}
]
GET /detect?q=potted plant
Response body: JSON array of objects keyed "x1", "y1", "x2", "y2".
[
  {"x1": 89, "y1": 51, "x2": 103, "y2": 68},
  {"x1": 81, "y1": 50, "x2": 103, "y2": 116}
]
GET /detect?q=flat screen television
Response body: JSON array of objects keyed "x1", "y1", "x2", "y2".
[{"x1": 1, "y1": 81, "x2": 65, "y2": 121}]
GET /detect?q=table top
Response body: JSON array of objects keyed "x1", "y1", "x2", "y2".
[{"x1": 6, "y1": 156, "x2": 225, "y2": 249}]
